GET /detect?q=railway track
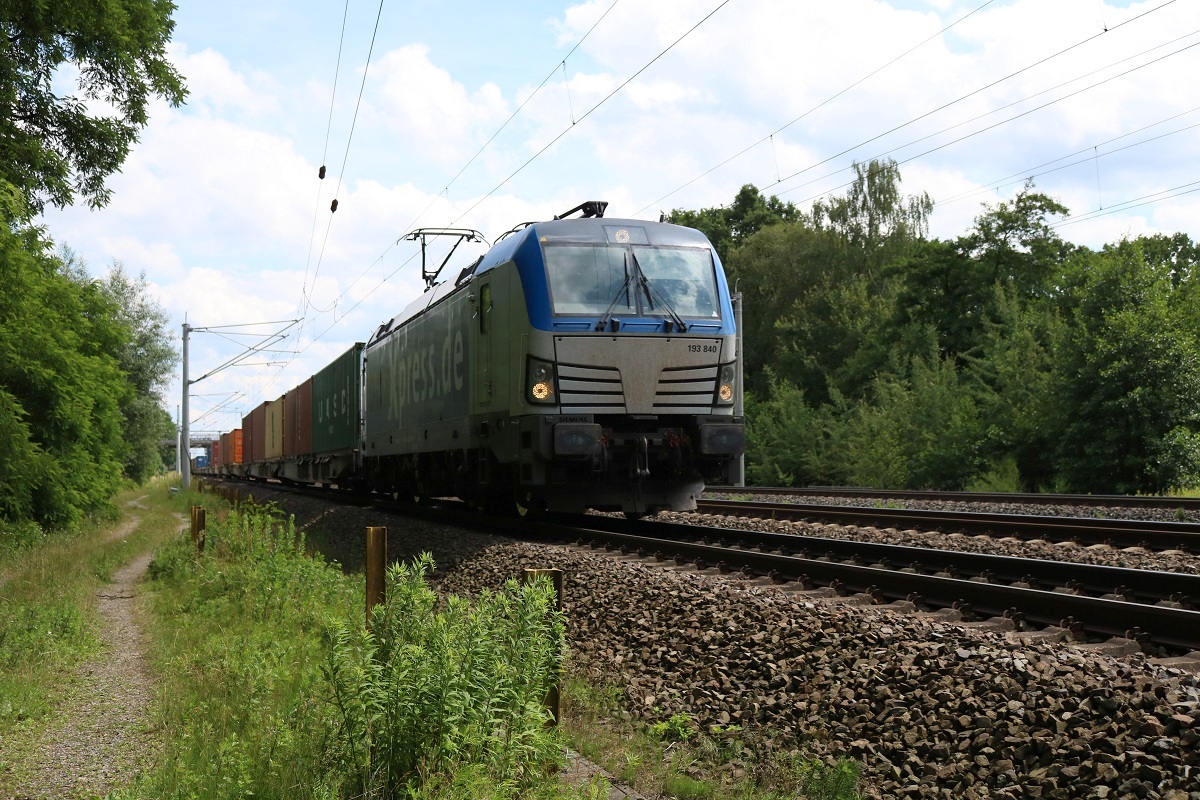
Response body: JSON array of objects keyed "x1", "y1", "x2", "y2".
[
  {"x1": 712, "y1": 485, "x2": 1200, "y2": 511},
  {"x1": 546, "y1": 514, "x2": 1200, "y2": 652},
  {"x1": 201, "y1": 479, "x2": 1200, "y2": 651},
  {"x1": 694, "y1": 498, "x2": 1200, "y2": 551}
]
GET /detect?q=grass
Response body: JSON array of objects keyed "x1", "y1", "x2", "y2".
[
  {"x1": 560, "y1": 673, "x2": 863, "y2": 800},
  {"x1": 115, "y1": 490, "x2": 607, "y2": 800}
]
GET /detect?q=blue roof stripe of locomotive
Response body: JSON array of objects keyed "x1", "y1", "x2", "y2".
[{"x1": 473, "y1": 218, "x2": 737, "y2": 334}]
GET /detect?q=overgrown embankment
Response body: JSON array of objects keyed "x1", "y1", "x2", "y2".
[{"x1": 115, "y1": 492, "x2": 592, "y2": 800}]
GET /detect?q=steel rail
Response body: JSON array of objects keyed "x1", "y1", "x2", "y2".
[
  {"x1": 694, "y1": 499, "x2": 1200, "y2": 551},
  {"x1": 575, "y1": 514, "x2": 1200, "y2": 604},
  {"x1": 198, "y1": 478, "x2": 1200, "y2": 649},
  {"x1": 711, "y1": 485, "x2": 1200, "y2": 511}
]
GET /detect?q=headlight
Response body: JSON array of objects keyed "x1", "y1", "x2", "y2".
[
  {"x1": 527, "y1": 356, "x2": 558, "y2": 405},
  {"x1": 715, "y1": 363, "x2": 736, "y2": 405}
]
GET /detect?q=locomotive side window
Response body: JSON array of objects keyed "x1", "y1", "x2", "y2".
[{"x1": 479, "y1": 283, "x2": 492, "y2": 334}]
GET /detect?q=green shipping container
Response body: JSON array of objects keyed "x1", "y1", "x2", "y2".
[{"x1": 312, "y1": 342, "x2": 363, "y2": 454}]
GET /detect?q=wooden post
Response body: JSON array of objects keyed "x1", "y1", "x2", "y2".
[
  {"x1": 366, "y1": 526, "x2": 387, "y2": 628},
  {"x1": 522, "y1": 568, "x2": 563, "y2": 726},
  {"x1": 190, "y1": 505, "x2": 206, "y2": 554}
]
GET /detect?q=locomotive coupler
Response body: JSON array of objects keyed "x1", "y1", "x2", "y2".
[{"x1": 632, "y1": 435, "x2": 650, "y2": 478}]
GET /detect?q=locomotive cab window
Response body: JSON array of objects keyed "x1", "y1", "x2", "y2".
[
  {"x1": 544, "y1": 243, "x2": 719, "y2": 319},
  {"x1": 479, "y1": 283, "x2": 492, "y2": 334},
  {"x1": 632, "y1": 246, "x2": 720, "y2": 319}
]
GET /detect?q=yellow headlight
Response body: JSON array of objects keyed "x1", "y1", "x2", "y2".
[
  {"x1": 532, "y1": 381, "x2": 554, "y2": 401},
  {"x1": 719, "y1": 384, "x2": 734, "y2": 402}
]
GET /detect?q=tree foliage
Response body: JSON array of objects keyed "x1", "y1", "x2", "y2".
[
  {"x1": 666, "y1": 184, "x2": 800, "y2": 267},
  {"x1": 674, "y1": 165, "x2": 1200, "y2": 494},
  {"x1": 0, "y1": 0, "x2": 187, "y2": 211},
  {"x1": 1050, "y1": 241, "x2": 1200, "y2": 493},
  {"x1": 0, "y1": 183, "x2": 176, "y2": 529}
]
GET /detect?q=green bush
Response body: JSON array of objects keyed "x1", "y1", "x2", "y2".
[
  {"x1": 323, "y1": 553, "x2": 567, "y2": 798},
  {"x1": 131, "y1": 502, "x2": 578, "y2": 800}
]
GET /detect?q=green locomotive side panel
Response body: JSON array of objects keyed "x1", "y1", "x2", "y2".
[
  {"x1": 365, "y1": 289, "x2": 472, "y2": 453},
  {"x1": 312, "y1": 342, "x2": 363, "y2": 454}
]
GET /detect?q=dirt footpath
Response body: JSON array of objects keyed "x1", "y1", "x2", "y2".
[{"x1": 1, "y1": 510, "x2": 166, "y2": 799}]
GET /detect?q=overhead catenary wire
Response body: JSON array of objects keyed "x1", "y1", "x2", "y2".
[
  {"x1": 772, "y1": 28, "x2": 1200, "y2": 205},
  {"x1": 305, "y1": 0, "x2": 388, "y2": 314},
  {"x1": 448, "y1": 0, "x2": 735, "y2": 228},
  {"x1": 1051, "y1": 179, "x2": 1200, "y2": 228},
  {"x1": 266, "y1": 0, "x2": 728, "y2": 402},
  {"x1": 778, "y1": 36, "x2": 1200, "y2": 213},
  {"x1": 934, "y1": 118, "x2": 1200, "y2": 211},
  {"x1": 934, "y1": 104, "x2": 1200, "y2": 207},
  {"x1": 252, "y1": 2, "x2": 1195, "y2": 412},
  {"x1": 298, "y1": 0, "x2": 352, "y2": 327},
  {"x1": 302, "y1": 0, "x2": 624, "y2": 336},
  {"x1": 767, "y1": 0, "x2": 1179, "y2": 194},
  {"x1": 633, "y1": 0, "x2": 1177, "y2": 219},
  {"x1": 633, "y1": 0, "x2": 1000, "y2": 217}
]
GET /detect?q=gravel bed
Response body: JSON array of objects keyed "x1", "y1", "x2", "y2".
[
  {"x1": 245, "y1": 486, "x2": 1200, "y2": 800},
  {"x1": 658, "y1": 511, "x2": 1200, "y2": 575},
  {"x1": 711, "y1": 493, "x2": 1200, "y2": 525}
]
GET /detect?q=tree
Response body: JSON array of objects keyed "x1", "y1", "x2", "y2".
[
  {"x1": 958, "y1": 284, "x2": 1062, "y2": 490},
  {"x1": 85, "y1": 258, "x2": 177, "y2": 482},
  {"x1": 808, "y1": 159, "x2": 932, "y2": 279},
  {"x1": 960, "y1": 180, "x2": 1073, "y2": 300},
  {"x1": 0, "y1": 183, "x2": 130, "y2": 527},
  {"x1": 0, "y1": 0, "x2": 187, "y2": 211},
  {"x1": 667, "y1": 184, "x2": 799, "y2": 266},
  {"x1": 1051, "y1": 240, "x2": 1200, "y2": 493},
  {"x1": 727, "y1": 160, "x2": 932, "y2": 402},
  {"x1": 743, "y1": 374, "x2": 841, "y2": 487}
]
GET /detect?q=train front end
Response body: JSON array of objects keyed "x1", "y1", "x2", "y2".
[{"x1": 504, "y1": 215, "x2": 744, "y2": 515}]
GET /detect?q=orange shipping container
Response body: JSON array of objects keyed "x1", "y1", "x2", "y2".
[{"x1": 232, "y1": 429, "x2": 243, "y2": 464}]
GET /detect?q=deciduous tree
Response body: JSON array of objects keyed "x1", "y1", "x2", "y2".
[{"x1": 0, "y1": 0, "x2": 187, "y2": 211}]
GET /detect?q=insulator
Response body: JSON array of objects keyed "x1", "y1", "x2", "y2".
[
  {"x1": 318, "y1": 165, "x2": 326, "y2": 179},
  {"x1": 330, "y1": 198, "x2": 339, "y2": 213}
]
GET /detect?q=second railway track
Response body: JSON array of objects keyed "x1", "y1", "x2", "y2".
[
  {"x1": 695, "y1": 498, "x2": 1200, "y2": 551},
  {"x1": 548, "y1": 514, "x2": 1200, "y2": 652}
]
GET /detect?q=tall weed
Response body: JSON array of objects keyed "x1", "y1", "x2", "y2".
[
  {"x1": 324, "y1": 553, "x2": 567, "y2": 798},
  {"x1": 135, "y1": 500, "x2": 578, "y2": 800}
]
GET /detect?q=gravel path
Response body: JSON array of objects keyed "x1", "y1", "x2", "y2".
[{"x1": 1, "y1": 511, "x2": 164, "y2": 799}]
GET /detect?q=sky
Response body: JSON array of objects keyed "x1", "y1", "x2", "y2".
[{"x1": 39, "y1": 0, "x2": 1200, "y2": 441}]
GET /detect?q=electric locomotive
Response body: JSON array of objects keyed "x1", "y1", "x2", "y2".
[{"x1": 362, "y1": 201, "x2": 744, "y2": 516}]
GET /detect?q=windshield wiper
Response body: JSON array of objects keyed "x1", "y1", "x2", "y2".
[
  {"x1": 596, "y1": 253, "x2": 634, "y2": 331},
  {"x1": 630, "y1": 250, "x2": 688, "y2": 333}
]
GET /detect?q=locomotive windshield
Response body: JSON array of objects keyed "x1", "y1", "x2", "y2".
[{"x1": 545, "y1": 244, "x2": 719, "y2": 319}]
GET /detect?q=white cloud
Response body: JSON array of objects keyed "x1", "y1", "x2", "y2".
[
  {"x1": 168, "y1": 43, "x2": 282, "y2": 120},
  {"x1": 370, "y1": 45, "x2": 510, "y2": 168}
]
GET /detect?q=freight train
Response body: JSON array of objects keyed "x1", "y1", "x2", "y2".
[{"x1": 198, "y1": 202, "x2": 744, "y2": 517}]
